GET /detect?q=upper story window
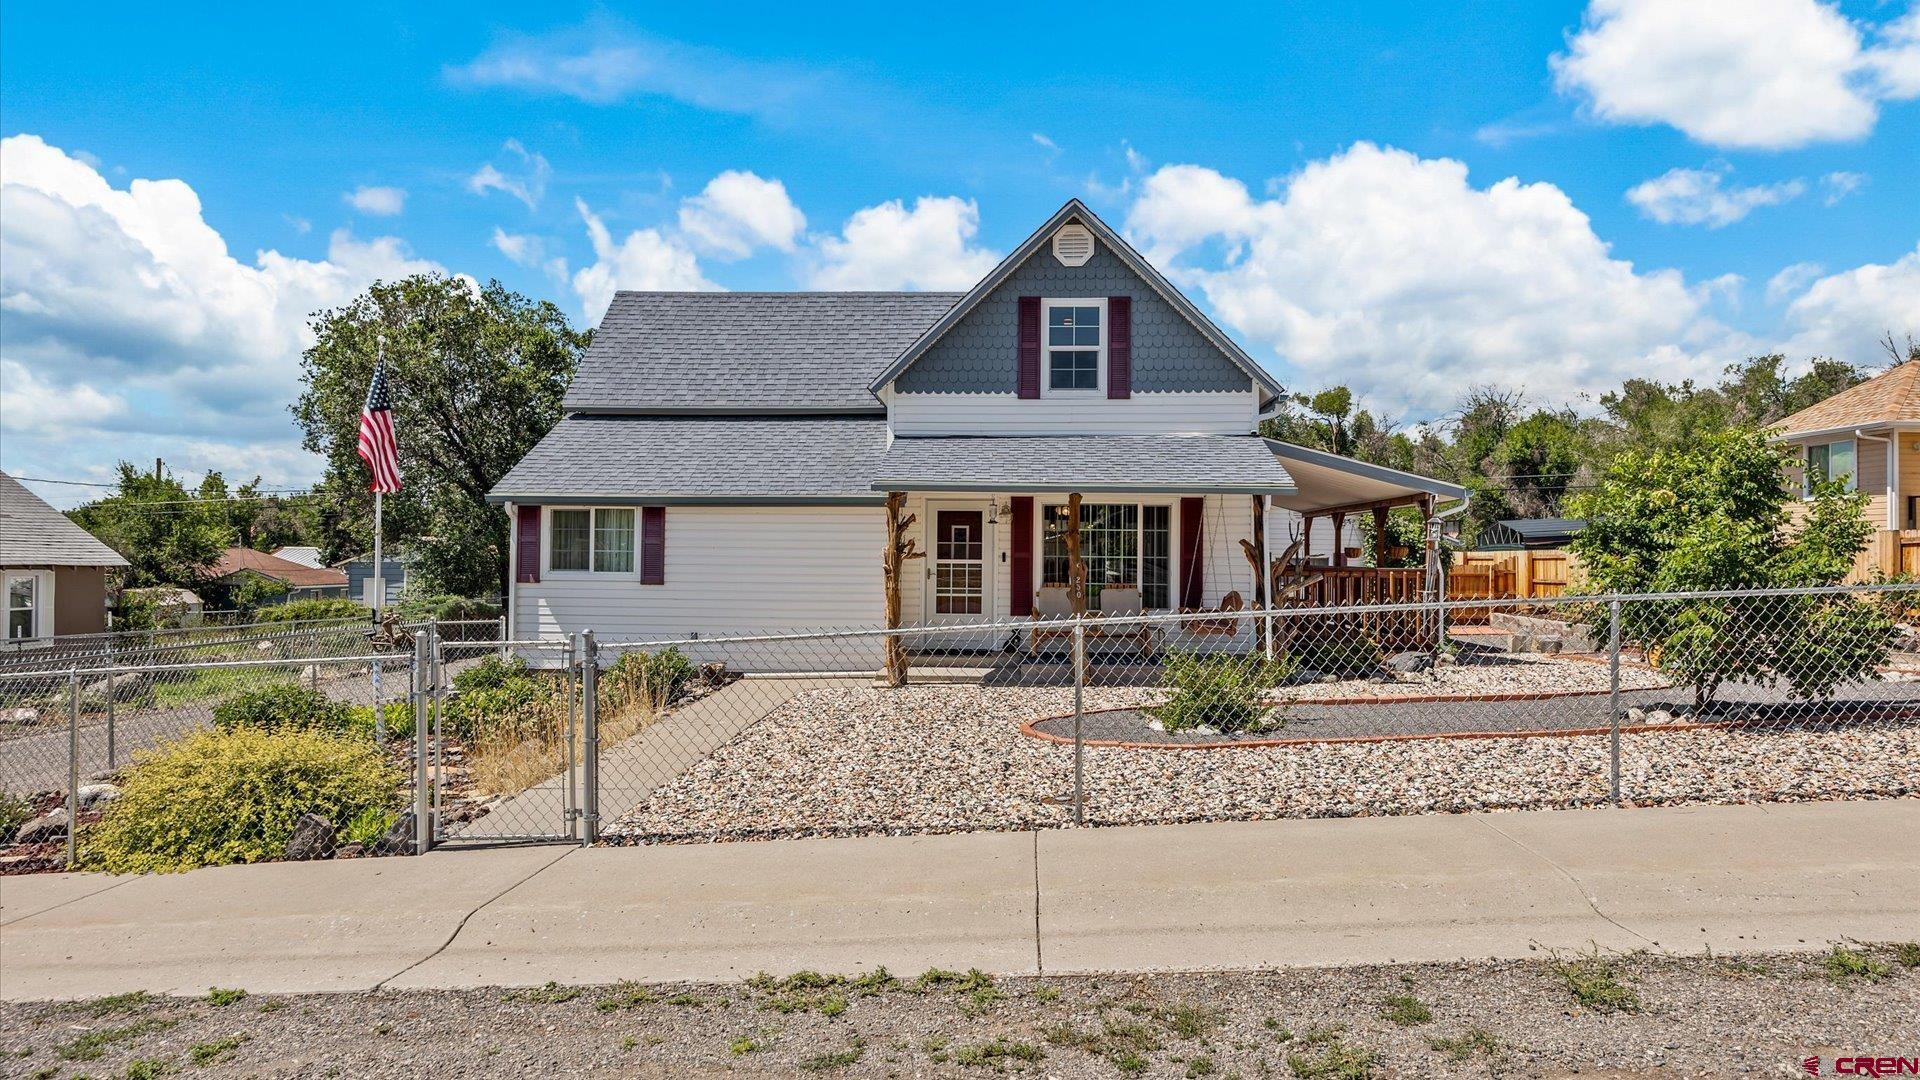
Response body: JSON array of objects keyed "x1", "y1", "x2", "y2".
[
  {"x1": 1804, "y1": 439, "x2": 1857, "y2": 496},
  {"x1": 548, "y1": 507, "x2": 636, "y2": 573},
  {"x1": 1044, "y1": 298, "x2": 1106, "y2": 395}
]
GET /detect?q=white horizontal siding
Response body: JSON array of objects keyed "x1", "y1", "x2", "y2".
[
  {"x1": 514, "y1": 506, "x2": 886, "y2": 671},
  {"x1": 889, "y1": 391, "x2": 1257, "y2": 436}
]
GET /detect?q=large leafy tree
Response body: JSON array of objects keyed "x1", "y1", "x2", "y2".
[
  {"x1": 1567, "y1": 427, "x2": 1888, "y2": 707},
  {"x1": 68, "y1": 464, "x2": 235, "y2": 590},
  {"x1": 293, "y1": 275, "x2": 587, "y2": 599}
]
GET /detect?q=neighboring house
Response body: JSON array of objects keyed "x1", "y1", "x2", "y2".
[
  {"x1": 124, "y1": 586, "x2": 205, "y2": 625},
  {"x1": 271, "y1": 545, "x2": 326, "y2": 569},
  {"x1": 1772, "y1": 361, "x2": 1920, "y2": 578},
  {"x1": 335, "y1": 550, "x2": 413, "y2": 607},
  {"x1": 0, "y1": 471, "x2": 129, "y2": 638},
  {"x1": 211, "y1": 547, "x2": 350, "y2": 602},
  {"x1": 489, "y1": 200, "x2": 1463, "y2": 665}
]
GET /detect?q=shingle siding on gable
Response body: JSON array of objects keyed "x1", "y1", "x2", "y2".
[{"x1": 895, "y1": 239, "x2": 1253, "y2": 395}]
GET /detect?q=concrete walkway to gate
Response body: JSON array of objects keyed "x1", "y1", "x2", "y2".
[
  {"x1": 5, "y1": 798, "x2": 1916, "y2": 1002},
  {"x1": 454, "y1": 675, "x2": 860, "y2": 840}
]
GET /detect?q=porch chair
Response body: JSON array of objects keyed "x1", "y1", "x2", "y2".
[
  {"x1": 1093, "y1": 585, "x2": 1155, "y2": 655},
  {"x1": 1027, "y1": 585, "x2": 1077, "y2": 656}
]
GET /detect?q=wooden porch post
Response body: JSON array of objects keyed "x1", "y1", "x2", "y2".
[
  {"x1": 882, "y1": 492, "x2": 922, "y2": 687},
  {"x1": 1419, "y1": 494, "x2": 1440, "y2": 650},
  {"x1": 1372, "y1": 506, "x2": 1390, "y2": 567},
  {"x1": 1250, "y1": 496, "x2": 1268, "y2": 609},
  {"x1": 1066, "y1": 492, "x2": 1086, "y2": 614},
  {"x1": 1331, "y1": 511, "x2": 1347, "y2": 567}
]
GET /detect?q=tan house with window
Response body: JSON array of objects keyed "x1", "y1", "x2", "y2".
[
  {"x1": 0, "y1": 471, "x2": 128, "y2": 638},
  {"x1": 1772, "y1": 361, "x2": 1920, "y2": 579}
]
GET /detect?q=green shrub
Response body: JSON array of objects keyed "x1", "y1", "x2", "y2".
[
  {"x1": 85, "y1": 727, "x2": 401, "y2": 873},
  {"x1": 603, "y1": 647, "x2": 694, "y2": 712},
  {"x1": 252, "y1": 598, "x2": 369, "y2": 625},
  {"x1": 212, "y1": 685, "x2": 353, "y2": 735},
  {"x1": 395, "y1": 592, "x2": 501, "y2": 623},
  {"x1": 0, "y1": 792, "x2": 32, "y2": 838},
  {"x1": 452, "y1": 654, "x2": 527, "y2": 694},
  {"x1": 340, "y1": 805, "x2": 398, "y2": 848},
  {"x1": 1289, "y1": 631, "x2": 1383, "y2": 679},
  {"x1": 442, "y1": 656, "x2": 569, "y2": 744},
  {"x1": 1150, "y1": 650, "x2": 1295, "y2": 734},
  {"x1": 343, "y1": 701, "x2": 414, "y2": 741}
]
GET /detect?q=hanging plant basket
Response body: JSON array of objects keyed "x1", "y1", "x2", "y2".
[{"x1": 1386, "y1": 545, "x2": 1411, "y2": 560}]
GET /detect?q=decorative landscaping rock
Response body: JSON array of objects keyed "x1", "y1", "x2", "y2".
[
  {"x1": 3, "y1": 707, "x2": 38, "y2": 725},
  {"x1": 13, "y1": 809, "x2": 69, "y2": 846},
  {"x1": 1385, "y1": 651, "x2": 1433, "y2": 674},
  {"x1": 1488, "y1": 612, "x2": 1598, "y2": 653},
  {"x1": 75, "y1": 783, "x2": 120, "y2": 809},
  {"x1": 284, "y1": 813, "x2": 337, "y2": 860},
  {"x1": 376, "y1": 810, "x2": 416, "y2": 854},
  {"x1": 333, "y1": 843, "x2": 365, "y2": 860}
]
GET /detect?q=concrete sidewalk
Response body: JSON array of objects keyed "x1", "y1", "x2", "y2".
[{"x1": 2, "y1": 799, "x2": 1915, "y2": 1001}]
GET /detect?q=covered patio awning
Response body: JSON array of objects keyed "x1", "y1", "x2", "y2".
[
  {"x1": 1263, "y1": 440, "x2": 1466, "y2": 515},
  {"x1": 870, "y1": 435, "x2": 1297, "y2": 495}
]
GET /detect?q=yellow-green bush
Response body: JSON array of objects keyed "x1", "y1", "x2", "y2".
[{"x1": 85, "y1": 727, "x2": 401, "y2": 873}]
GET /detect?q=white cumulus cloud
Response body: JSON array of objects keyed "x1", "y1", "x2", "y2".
[
  {"x1": 806, "y1": 196, "x2": 1000, "y2": 290},
  {"x1": 569, "y1": 198, "x2": 716, "y2": 321},
  {"x1": 1124, "y1": 144, "x2": 1730, "y2": 414},
  {"x1": 677, "y1": 170, "x2": 806, "y2": 259},
  {"x1": 0, "y1": 133, "x2": 452, "y2": 487},
  {"x1": 1551, "y1": 0, "x2": 1920, "y2": 149},
  {"x1": 1779, "y1": 243, "x2": 1920, "y2": 366},
  {"x1": 1625, "y1": 166, "x2": 1805, "y2": 227},
  {"x1": 344, "y1": 185, "x2": 407, "y2": 216}
]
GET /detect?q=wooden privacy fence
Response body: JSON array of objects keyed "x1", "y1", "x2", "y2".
[{"x1": 1449, "y1": 550, "x2": 1574, "y2": 614}]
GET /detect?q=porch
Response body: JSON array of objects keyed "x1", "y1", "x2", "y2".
[{"x1": 870, "y1": 436, "x2": 1467, "y2": 681}]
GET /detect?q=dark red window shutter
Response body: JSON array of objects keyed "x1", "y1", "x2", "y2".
[
  {"x1": 1107, "y1": 295, "x2": 1132, "y2": 399},
  {"x1": 1017, "y1": 296, "x2": 1041, "y2": 399},
  {"x1": 1178, "y1": 497, "x2": 1204, "y2": 610},
  {"x1": 1009, "y1": 497, "x2": 1035, "y2": 615},
  {"x1": 515, "y1": 505, "x2": 541, "y2": 584},
  {"x1": 640, "y1": 506, "x2": 666, "y2": 585}
]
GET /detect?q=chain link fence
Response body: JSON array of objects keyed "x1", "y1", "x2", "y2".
[{"x1": 5, "y1": 589, "x2": 1916, "y2": 872}]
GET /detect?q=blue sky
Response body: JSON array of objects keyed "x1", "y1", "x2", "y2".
[{"x1": 3, "y1": 1, "x2": 1917, "y2": 505}]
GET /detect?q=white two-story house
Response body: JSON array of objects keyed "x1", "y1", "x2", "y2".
[{"x1": 489, "y1": 200, "x2": 1461, "y2": 663}]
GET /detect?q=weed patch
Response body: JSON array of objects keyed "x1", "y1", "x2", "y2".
[
  {"x1": 1825, "y1": 945, "x2": 1893, "y2": 984},
  {"x1": 56, "y1": 1018, "x2": 179, "y2": 1061},
  {"x1": 1892, "y1": 942, "x2": 1920, "y2": 968},
  {"x1": 1547, "y1": 951, "x2": 1640, "y2": 1014},
  {"x1": 189, "y1": 1035, "x2": 248, "y2": 1066},
  {"x1": 800, "y1": 1039, "x2": 865, "y2": 1071},
  {"x1": 595, "y1": 982, "x2": 654, "y2": 1011},
  {"x1": 505, "y1": 981, "x2": 580, "y2": 1004},
  {"x1": 80, "y1": 991, "x2": 155, "y2": 1017},
  {"x1": 1380, "y1": 993, "x2": 1432, "y2": 1026},
  {"x1": 1286, "y1": 1037, "x2": 1377, "y2": 1079},
  {"x1": 205, "y1": 987, "x2": 247, "y2": 1007},
  {"x1": 1429, "y1": 1026, "x2": 1499, "y2": 1062},
  {"x1": 952, "y1": 1037, "x2": 1045, "y2": 1068}
]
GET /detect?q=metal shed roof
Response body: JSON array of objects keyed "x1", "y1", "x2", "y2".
[{"x1": 1474, "y1": 518, "x2": 1586, "y2": 550}]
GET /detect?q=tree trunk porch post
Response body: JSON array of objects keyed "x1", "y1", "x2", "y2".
[
  {"x1": 1066, "y1": 492, "x2": 1086, "y2": 615},
  {"x1": 882, "y1": 492, "x2": 922, "y2": 687}
]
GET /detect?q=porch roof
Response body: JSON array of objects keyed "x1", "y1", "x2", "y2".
[
  {"x1": 870, "y1": 435, "x2": 1296, "y2": 495},
  {"x1": 1263, "y1": 440, "x2": 1467, "y2": 515}
]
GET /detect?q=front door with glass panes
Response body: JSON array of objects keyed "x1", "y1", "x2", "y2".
[{"x1": 925, "y1": 502, "x2": 993, "y2": 628}]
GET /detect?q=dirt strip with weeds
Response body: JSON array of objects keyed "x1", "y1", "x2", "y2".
[{"x1": 1, "y1": 944, "x2": 1915, "y2": 1078}]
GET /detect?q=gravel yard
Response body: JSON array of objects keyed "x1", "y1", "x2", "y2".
[
  {"x1": 4, "y1": 947, "x2": 1914, "y2": 1078},
  {"x1": 606, "y1": 683, "x2": 1920, "y2": 843}
]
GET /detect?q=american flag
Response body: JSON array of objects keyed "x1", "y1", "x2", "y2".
[{"x1": 356, "y1": 361, "x2": 402, "y2": 493}]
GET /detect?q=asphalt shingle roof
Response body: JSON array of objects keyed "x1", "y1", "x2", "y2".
[
  {"x1": 563, "y1": 292, "x2": 963, "y2": 413},
  {"x1": 0, "y1": 472, "x2": 129, "y2": 568},
  {"x1": 489, "y1": 416, "x2": 890, "y2": 503},
  {"x1": 870, "y1": 436, "x2": 1296, "y2": 494},
  {"x1": 1772, "y1": 361, "x2": 1920, "y2": 437},
  {"x1": 212, "y1": 547, "x2": 349, "y2": 588}
]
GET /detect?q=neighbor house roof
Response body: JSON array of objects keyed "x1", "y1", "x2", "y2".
[
  {"x1": 1772, "y1": 362, "x2": 1920, "y2": 438},
  {"x1": 868, "y1": 199, "x2": 1287, "y2": 406},
  {"x1": 563, "y1": 292, "x2": 963, "y2": 415},
  {"x1": 1475, "y1": 518, "x2": 1585, "y2": 551},
  {"x1": 870, "y1": 435, "x2": 1296, "y2": 495},
  {"x1": 212, "y1": 547, "x2": 349, "y2": 589},
  {"x1": 0, "y1": 472, "x2": 129, "y2": 569},
  {"x1": 271, "y1": 545, "x2": 324, "y2": 569},
  {"x1": 488, "y1": 416, "x2": 891, "y2": 504}
]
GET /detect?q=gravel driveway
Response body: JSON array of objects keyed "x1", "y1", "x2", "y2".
[{"x1": 3, "y1": 947, "x2": 1913, "y2": 1078}]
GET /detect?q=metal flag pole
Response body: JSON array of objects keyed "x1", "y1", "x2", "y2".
[{"x1": 369, "y1": 339, "x2": 386, "y2": 715}]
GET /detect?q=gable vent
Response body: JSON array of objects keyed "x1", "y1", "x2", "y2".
[{"x1": 1051, "y1": 222, "x2": 1094, "y2": 267}]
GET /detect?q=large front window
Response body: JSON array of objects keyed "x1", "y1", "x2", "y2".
[
  {"x1": 549, "y1": 508, "x2": 636, "y2": 573},
  {"x1": 1805, "y1": 440, "x2": 1857, "y2": 495},
  {"x1": 1041, "y1": 502, "x2": 1172, "y2": 609},
  {"x1": 1044, "y1": 299, "x2": 1105, "y2": 393}
]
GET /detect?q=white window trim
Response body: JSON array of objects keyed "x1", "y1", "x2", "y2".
[
  {"x1": 1035, "y1": 498, "x2": 1177, "y2": 610},
  {"x1": 1803, "y1": 439, "x2": 1858, "y2": 499},
  {"x1": 1039, "y1": 297, "x2": 1107, "y2": 399},
  {"x1": 543, "y1": 505, "x2": 639, "y2": 577},
  {"x1": 4, "y1": 570, "x2": 53, "y2": 641}
]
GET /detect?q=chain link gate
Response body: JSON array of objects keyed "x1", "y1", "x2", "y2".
[{"x1": 424, "y1": 624, "x2": 588, "y2": 847}]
